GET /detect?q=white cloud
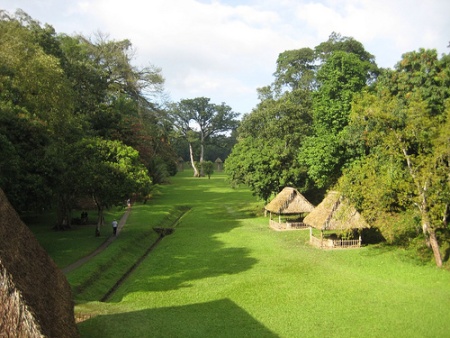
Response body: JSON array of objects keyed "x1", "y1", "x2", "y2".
[
  {"x1": 2, "y1": 0, "x2": 449, "y2": 113},
  {"x1": 69, "y1": 0, "x2": 296, "y2": 113},
  {"x1": 294, "y1": 0, "x2": 450, "y2": 67}
]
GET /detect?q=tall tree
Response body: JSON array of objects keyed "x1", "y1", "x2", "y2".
[
  {"x1": 0, "y1": 10, "x2": 76, "y2": 212},
  {"x1": 299, "y1": 50, "x2": 375, "y2": 188},
  {"x1": 226, "y1": 89, "x2": 313, "y2": 201},
  {"x1": 170, "y1": 97, "x2": 238, "y2": 176},
  {"x1": 273, "y1": 47, "x2": 316, "y2": 94}
]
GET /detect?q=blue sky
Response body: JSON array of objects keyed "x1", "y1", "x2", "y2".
[{"x1": 2, "y1": 0, "x2": 449, "y2": 115}]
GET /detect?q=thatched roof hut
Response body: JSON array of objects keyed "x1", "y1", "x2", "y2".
[
  {"x1": 303, "y1": 191, "x2": 368, "y2": 231},
  {"x1": 265, "y1": 187, "x2": 314, "y2": 230},
  {"x1": 215, "y1": 157, "x2": 223, "y2": 171},
  {"x1": 0, "y1": 189, "x2": 79, "y2": 337},
  {"x1": 265, "y1": 187, "x2": 314, "y2": 215},
  {"x1": 176, "y1": 157, "x2": 184, "y2": 172},
  {"x1": 304, "y1": 191, "x2": 369, "y2": 248}
]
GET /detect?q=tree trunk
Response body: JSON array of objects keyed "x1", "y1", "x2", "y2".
[
  {"x1": 189, "y1": 142, "x2": 200, "y2": 177},
  {"x1": 428, "y1": 229, "x2": 442, "y2": 267},
  {"x1": 199, "y1": 140, "x2": 205, "y2": 177},
  {"x1": 421, "y1": 212, "x2": 443, "y2": 267},
  {"x1": 94, "y1": 200, "x2": 104, "y2": 237},
  {"x1": 55, "y1": 193, "x2": 72, "y2": 230},
  {"x1": 401, "y1": 144, "x2": 443, "y2": 267}
]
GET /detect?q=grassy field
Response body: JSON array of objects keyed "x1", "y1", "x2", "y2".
[{"x1": 32, "y1": 170, "x2": 450, "y2": 337}]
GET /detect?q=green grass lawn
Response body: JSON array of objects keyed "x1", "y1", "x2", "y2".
[
  {"x1": 26, "y1": 208, "x2": 125, "y2": 268},
  {"x1": 31, "y1": 170, "x2": 450, "y2": 337}
]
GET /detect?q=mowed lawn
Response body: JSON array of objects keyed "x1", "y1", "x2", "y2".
[{"x1": 76, "y1": 171, "x2": 450, "y2": 337}]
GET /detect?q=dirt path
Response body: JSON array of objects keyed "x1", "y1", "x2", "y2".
[{"x1": 62, "y1": 208, "x2": 130, "y2": 275}]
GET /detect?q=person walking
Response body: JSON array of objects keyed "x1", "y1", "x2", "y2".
[{"x1": 112, "y1": 219, "x2": 118, "y2": 236}]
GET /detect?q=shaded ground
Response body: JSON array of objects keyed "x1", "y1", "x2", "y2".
[{"x1": 62, "y1": 208, "x2": 130, "y2": 274}]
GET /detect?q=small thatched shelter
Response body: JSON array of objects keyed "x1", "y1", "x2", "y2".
[
  {"x1": 0, "y1": 189, "x2": 79, "y2": 337},
  {"x1": 215, "y1": 157, "x2": 223, "y2": 171},
  {"x1": 265, "y1": 187, "x2": 315, "y2": 230},
  {"x1": 176, "y1": 157, "x2": 184, "y2": 172},
  {"x1": 303, "y1": 191, "x2": 369, "y2": 248}
]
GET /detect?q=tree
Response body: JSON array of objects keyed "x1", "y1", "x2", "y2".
[
  {"x1": 298, "y1": 50, "x2": 374, "y2": 188},
  {"x1": 201, "y1": 161, "x2": 214, "y2": 179},
  {"x1": 273, "y1": 47, "x2": 316, "y2": 94},
  {"x1": 226, "y1": 89, "x2": 313, "y2": 201},
  {"x1": 77, "y1": 32, "x2": 164, "y2": 102},
  {"x1": 75, "y1": 138, "x2": 152, "y2": 236},
  {"x1": 0, "y1": 10, "x2": 76, "y2": 212},
  {"x1": 170, "y1": 97, "x2": 238, "y2": 176},
  {"x1": 339, "y1": 49, "x2": 450, "y2": 267}
]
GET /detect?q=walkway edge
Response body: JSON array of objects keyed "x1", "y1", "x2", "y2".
[{"x1": 62, "y1": 208, "x2": 131, "y2": 274}]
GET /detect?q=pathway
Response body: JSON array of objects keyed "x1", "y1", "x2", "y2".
[{"x1": 62, "y1": 208, "x2": 130, "y2": 274}]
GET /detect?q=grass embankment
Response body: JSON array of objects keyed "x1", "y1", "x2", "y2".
[{"x1": 32, "y1": 171, "x2": 450, "y2": 337}]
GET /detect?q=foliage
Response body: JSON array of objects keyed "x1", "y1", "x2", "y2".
[
  {"x1": 227, "y1": 33, "x2": 377, "y2": 198},
  {"x1": 226, "y1": 89, "x2": 312, "y2": 201},
  {"x1": 74, "y1": 137, "x2": 152, "y2": 235},
  {"x1": 273, "y1": 47, "x2": 316, "y2": 93},
  {"x1": 339, "y1": 49, "x2": 450, "y2": 266},
  {"x1": 299, "y1": 50, "x2": 375, "y2": 188},
  {"x1": 170, "y1": 97, "x2": 239, "y2": 177},
  {"x1": 201, "y1": 161, "x2": 214, "y2": 179},
  {"x1": 0, "y1": 13, "x2": 75, "y2": 211}
]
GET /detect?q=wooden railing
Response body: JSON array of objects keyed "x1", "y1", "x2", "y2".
[
  {"x1": 269, "y1": 220, "x2": 309, "y2": 230},
  {"x1": 310, "y1": 235, "x2": 362, "y2": 249},
  {"x1": 286, "y1": 222, "x2": 308, "y2": 229}
]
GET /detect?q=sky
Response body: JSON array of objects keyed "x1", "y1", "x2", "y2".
[{"x1": 2, "y1": 0, "x2": 449, "y2": 115}]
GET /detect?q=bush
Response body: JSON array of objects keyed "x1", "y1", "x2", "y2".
[{"x1": 375, "y1": 210, "x2": 421, "y2": 245}]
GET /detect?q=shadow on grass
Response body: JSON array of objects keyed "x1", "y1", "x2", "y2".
[
  {"x1": 107, "y1": 205, "x2": 259, "y2": 297},
  {"x1": 78, "y1": 299, "x2": 278, "y2": 338}
]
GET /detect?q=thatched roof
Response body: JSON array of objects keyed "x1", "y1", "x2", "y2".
[
  {"x1": 303, "y1": 191, "x2": 369, "y2": 231},
  {"x1": 265, "y1": 187, "x2": 315, "y2": 214},
  {"x1": 0, "y1": 189, "x2": 79, "y2": 337}
]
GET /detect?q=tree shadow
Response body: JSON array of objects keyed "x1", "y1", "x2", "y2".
[
  {"x1": 106, "y1": 205, "x2": 258, "y2": 297},
  {"x1": 78, "y1": 299, "x2": 279, "y2": 338},
  {"x1": 73, "y1": 176, "x2": 262, "y2": 303}
]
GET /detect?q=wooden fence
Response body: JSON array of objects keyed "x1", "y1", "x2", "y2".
[
  {"x1": 269, "y1": 220, "x2": 309, "y2": 231},
  {"x1": 310, "y1": 235, "x2": 362, "y2": 249}
]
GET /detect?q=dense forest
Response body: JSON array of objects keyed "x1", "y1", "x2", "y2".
[{"x1": 1, "y1": 10, "x2": 449, "y2": 266}]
